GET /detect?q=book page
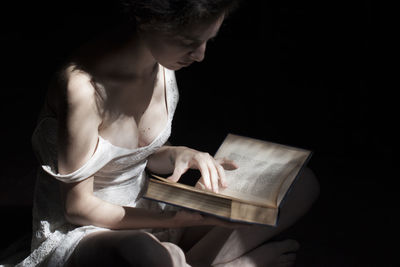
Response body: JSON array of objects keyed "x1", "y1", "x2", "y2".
[{"x1": 201, "y1": 134, "x2": 310, "y2": 207}]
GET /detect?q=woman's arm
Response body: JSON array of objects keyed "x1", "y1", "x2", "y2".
[
  {"x1": 60, "y1": 177, "x2": 171, "y2": 229},
  {"x1": 60, "y1": 176, "x2": 208, "y2": 229},
  {"x1": 145, "y1": 145, "x2": 178, "y2": 175}
]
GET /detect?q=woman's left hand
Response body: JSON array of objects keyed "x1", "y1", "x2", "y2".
[{"x1": 166, "y1": 146, "x2": 238, "y2": 193}]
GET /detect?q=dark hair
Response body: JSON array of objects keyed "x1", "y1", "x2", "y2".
[
  {"x1": 55, "y1": 0, "x2": 240, "y2": 68},
  {"x1": 120, "y1": 0, "x2": 240, "y2": 34}
]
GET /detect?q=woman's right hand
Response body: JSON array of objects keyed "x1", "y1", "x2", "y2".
[{"x1": 167, "y1": 146, "x2": 238, "y2": 194}]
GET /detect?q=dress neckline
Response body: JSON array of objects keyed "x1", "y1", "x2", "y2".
[{"x1": 98, "y1": 64, "x2": 170, "y2": 152}]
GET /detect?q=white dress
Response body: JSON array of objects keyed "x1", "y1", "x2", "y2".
[{"x1": 16, "y1": 66, "x2": 185, "y2": 266}]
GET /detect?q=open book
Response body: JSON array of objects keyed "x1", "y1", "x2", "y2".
[{"x1": 143, "y1": 134, "x2": 312, "y2": 226}]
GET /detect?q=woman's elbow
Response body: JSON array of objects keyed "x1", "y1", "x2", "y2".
[
  {"x1": 64, "y1": 206, "x2": 83, "y2": 225},
  {"x1": 59, "y1": 177, "x2": 96, "y2": 226},
  {"x1": 62, "y1": 195, "x2": 93, "y2": 226}
]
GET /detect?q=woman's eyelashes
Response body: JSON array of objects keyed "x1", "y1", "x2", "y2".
[
  {"x1": 181, "y1": 40, "x2": 197, "y2": 47},
  {"x1": 179, "y1": 36, "x2": 216, "y2": 48}
]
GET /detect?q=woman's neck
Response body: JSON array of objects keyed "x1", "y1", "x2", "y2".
[{"x1": 72, "y1": 29, "x2": 158, "y2": 83}]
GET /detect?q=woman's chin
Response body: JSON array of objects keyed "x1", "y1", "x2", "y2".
[{"x1": 160, "y1": 62, "x2": 192, "y2": 71}]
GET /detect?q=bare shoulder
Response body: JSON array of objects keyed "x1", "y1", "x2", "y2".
[
  {"x1": 63, "y1": 65, "x2": 97, "y2": 106},
  {"x1": 57, "y1": 64, "x2": 102, "y2": 174},
  {"x1": 56, "y1": 64, "x2": 102, "y2": 122}
]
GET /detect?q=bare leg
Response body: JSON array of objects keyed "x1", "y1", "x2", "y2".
[
  {"x1": 66, "y1": 230, "x2": 188, "y2": 267},
  {"x1": 215, "y1": 239, "x2": 300, "y2": 267},
  {"x1": 186, "y1": 167, "x2": 320, "y2": 266}
]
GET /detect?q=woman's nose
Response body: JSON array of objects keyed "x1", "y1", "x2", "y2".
[{"x1": 189, "y1": 42, "x2": 207, "y2": 62}]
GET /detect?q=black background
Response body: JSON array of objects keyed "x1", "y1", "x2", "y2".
[{"x1": 1, "y1": 0, "x2": 396, "y2": 266}]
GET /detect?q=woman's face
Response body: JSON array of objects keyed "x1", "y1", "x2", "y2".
[{"x1": 142, "y1": 14, "x2": 225, "y2": 70}]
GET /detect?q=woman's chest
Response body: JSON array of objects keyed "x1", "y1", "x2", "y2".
[{"x1": 98, "y1": 79, "x2": 168, "y2": 149}]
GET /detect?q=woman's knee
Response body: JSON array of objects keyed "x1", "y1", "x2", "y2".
[
  {"x1": 117, "y1": 232, "x2": 174, "y2": 267},
  {"x1": 282, "y1": 167, "x2": 320, "y2": 209},
  {"x1": 276, "y1": 167, "x2": 320, "y2": 226}
]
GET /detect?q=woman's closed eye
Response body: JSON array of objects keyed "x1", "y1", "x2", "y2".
[
  {"x1": 181, "y1": 38, "x2": 217, "y2": 49},
  {"x1": 180, "y1": 39, "x2": 201, "y2": 48}
]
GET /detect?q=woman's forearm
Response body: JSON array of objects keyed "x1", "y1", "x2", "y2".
[
  {"x1": 64, "y1": 194, "x2": 176, "y2": 229},
  {"x1": 146, "y1": 145, "x2": 183, "y2": 175}
]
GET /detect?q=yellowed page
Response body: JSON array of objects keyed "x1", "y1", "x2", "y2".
[
  {"x1": 197, "y1": 134, "x2": 311, "y2": 207},
  {"x1": 231, "y1": 201, "x2": 279, "y2": 225}
]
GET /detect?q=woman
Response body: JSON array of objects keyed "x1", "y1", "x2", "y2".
[{"x1": 18, "y1": 0, "x2": 319, "y2": 266}]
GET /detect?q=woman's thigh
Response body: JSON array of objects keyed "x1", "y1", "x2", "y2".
[{"x1": 66, "y1": 230, "x2": 174, "y2": 267}]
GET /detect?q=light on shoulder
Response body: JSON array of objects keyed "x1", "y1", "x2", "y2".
[{"x1": 63, "y1": 65, "x2": 97, "y2": 107}]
